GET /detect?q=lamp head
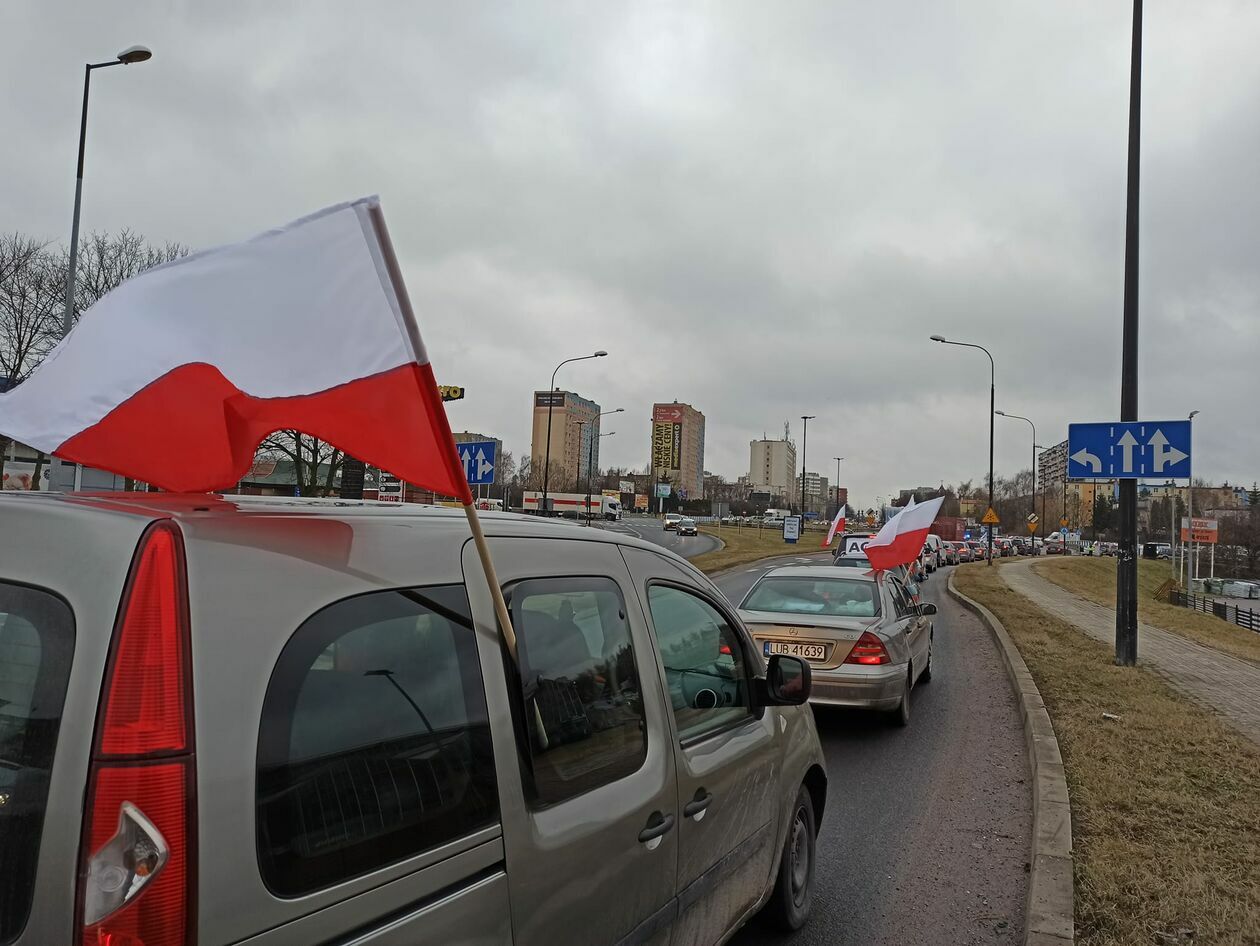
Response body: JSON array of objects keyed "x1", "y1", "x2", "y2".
[
  {"x1": 929, "y1": 334, "x2": 946, "y2": 343},
  {"x1": 117, "y1": 45, "x2": 152, "y2": 64},
  {"x1": 593, "y1": 350, "x2": 608, "y2": 357},
  {"x1": 1188, "y1": 410, "x2": 1200, "y2": 420}
]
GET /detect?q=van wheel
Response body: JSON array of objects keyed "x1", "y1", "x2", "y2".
[
  {"x1": 892, "y1": 668, "x2": 912, "y2": 727},
  {"x1": 765, "y1": 783, "x2": 816, "y2": 931}
]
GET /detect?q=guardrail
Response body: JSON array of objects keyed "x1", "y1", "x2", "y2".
[{"x1": 1169, "y1": 590, "x2": 1260, "y2": 634}]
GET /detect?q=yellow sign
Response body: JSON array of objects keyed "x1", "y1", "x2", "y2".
[
  {"x1": 1027, "y1": 521, "x2": 1038, "y2": 533},
  {"x1": 1059, "y1": 516, "x2": 1069, "y2": 528},
  {"x1": 981, "y1": 507, "x2": 1000, "y2": 525},
  {"x1": 438, "y1": 385, "x2": 465, "y2": 402}
]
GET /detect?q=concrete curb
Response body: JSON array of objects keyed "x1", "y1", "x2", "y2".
[{"x1": 947, "y1": 569, "x2": 1075, "y2": 946}]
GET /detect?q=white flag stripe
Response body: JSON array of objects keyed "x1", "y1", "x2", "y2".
[{"x1": 0, "y1": 197, "x2": 416, "y2": 452}]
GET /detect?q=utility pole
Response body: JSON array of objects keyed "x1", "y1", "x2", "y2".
[{"x1": 1115, "y1": 0, "x2": 1142, "y2": 667}]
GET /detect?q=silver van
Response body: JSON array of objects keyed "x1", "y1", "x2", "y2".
[{"x1": 0, "y1": 493, "x2": 826, "y2": 946}]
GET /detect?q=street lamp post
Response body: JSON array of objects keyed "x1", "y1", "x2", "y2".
[
  {"x1": 800, "y1": 416, "x2": 816, "y2": 522},
  {"x1": 833, "y1": 457, "x2": 845, "y2": 519},
  {"x1": 996, "y1": 411, "x2": 1037, "y2": 549},
  {"x1": 64, "y1": 45, "x2": 153, "y2": 336},
  {"x1": 583, "y1": 409, "x2": 623, "y2": 526},
  {"x1": 1186, "y1": 410, "x2": 1200, "y2": 582},
  {"x1": 1035, "y1": 444, "x2": 1048, "y2": 553},
  {"x1": 540, "y1": 351, "x2": 606, "y2": 515},
  {"x1": 931, "y1": 335, "x2": 995, "y2": 565}
]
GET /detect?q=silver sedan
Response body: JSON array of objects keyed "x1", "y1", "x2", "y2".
[{"x1": 737, "y1": 565, "x2": 935, "y2": 726}]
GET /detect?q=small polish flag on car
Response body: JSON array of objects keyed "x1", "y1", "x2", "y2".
[
  {"x1": 822, "y1": 503, "x2": 847, "y2": 548},
  {"x1": 863, "y1": 495, "x2": 945, "y2": 571},
  {"x1": 0, "y1": 197, "x2": 471, "y2": 502}
]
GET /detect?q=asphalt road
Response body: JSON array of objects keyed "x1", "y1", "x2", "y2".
[
  {"x1": 600, "y1": 515, "x2": 723, "y2": 559},
  {"x1": 722, "y1": 564, "x2": 1033, "y2": 946}
]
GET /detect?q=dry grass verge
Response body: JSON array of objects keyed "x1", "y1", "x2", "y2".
[
  {"x1": 691, "y1": 525, "x2": 822, "y2": 574},
  {"x1": 955, "y1": 563, "x2": 1260, "y2": 945},
  {"x1": 1033, "y1": 557, "x2": 1260, "y2": 666}
]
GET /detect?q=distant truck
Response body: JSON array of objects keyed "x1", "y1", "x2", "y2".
[
  {"x1": 523, "y1": 491, "x2": 622, "y2": 520},
  {"x1": 930, "y1": 515, "x2": 967, "y2": 542},
  {"x1": 763, "y1": 508, "x2": 792, "y2": 524}
]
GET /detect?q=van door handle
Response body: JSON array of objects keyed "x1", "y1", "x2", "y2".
[
  {"x1": 683, "y1": 791, "x2": 712, "y2": 821},
  {"x1": 638, "y1": 811, "x2": 675, "y2": 849}
]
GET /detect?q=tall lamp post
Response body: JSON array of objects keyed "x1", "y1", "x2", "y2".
[
  {"x1": 64, "y1": 45, "x2": 154, "y2": 335},
  {"x1": 1186, "y1": 409, "x2": 1200, "y2": 582},
  {"x1": 996, "y1": 411, "x2": 1037, "y2": 549},
  {"x1": 800, "y1": 415, "x2": 816, "y2": 522},
  {"x1": 1035, "y1": 444, "x2": 1048, "y2": 552},
  {"x1": 588, "y1": 431, "x2": 615, "y2": 525},
  {"x1": 584, "y1": 409, "x2": 623, "y2": 525},
  {"x1": 540, "y1": 351, "x2": 606, "y2": 515},
  {"x1": 931, "y1": 335, "x2": 995, "y2": 565},
  {"x1": 833, "y1": 457, "x2": 845, "y2": 519}
]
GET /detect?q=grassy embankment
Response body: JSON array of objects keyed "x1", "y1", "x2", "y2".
[
  {"x1": 691, "y1": 524, "x2": 826, "y2": 574},
  {"x1": 1032, "y1": 557, "x2": 1260, "y2": 666},
  {"x1": 955, "y1": 563, "x2": 1260, "y2": 945}
]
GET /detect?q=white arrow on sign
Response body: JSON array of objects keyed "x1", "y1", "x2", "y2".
[
  {"x1": 475, "y1": 449, "x2": 494, "y2": 481},
  {"x1": 1149, "y1": 429, "x2": 1187, "y2": 472},
  {"x1": 1115, "y1": 430, "x2": 1139, "y2": 473},
  {"x1": 1070, "y1": 447, "x2": 1102, "y2": 473}
]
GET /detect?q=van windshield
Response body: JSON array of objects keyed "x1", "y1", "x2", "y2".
[{"x1": 0, "y1": 583, "x2": 75, "y2": 944}]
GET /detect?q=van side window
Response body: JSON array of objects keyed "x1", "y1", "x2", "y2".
[
  {"x1": 257, "y1": 585, "x2": 498, "y2": 897},
  {"x1": 646, "y1": 585, "x2": 752, "y2": 741},
  {"x1": 510, "y1": 577, "x2": 647, "y2": 808},
  {"x1": 0, "y1": 583, "x2": 74, "y2": 943}
]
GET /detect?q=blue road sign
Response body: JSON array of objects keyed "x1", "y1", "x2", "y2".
[
  {"x1": 1067, "y1": 420, "x2": 1191, "y2": 480},
  {"x1": 1061, "y1": 527, "x2": 1068, "y2": 536},
  {"x1": 457, "y1": 440, "x2": 497, "y2": 485}
]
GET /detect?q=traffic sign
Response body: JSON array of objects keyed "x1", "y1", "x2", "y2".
[
  {"x1": 866, "y1": 514, "x2": 876, "y2": 526},
  {"x1": 1067, "y1": 420, "x2": 1191, "y2": 479},
  {"x1": 1060, "y1": 527, "x2": 1068, "y2": 536},
  {"x1": 1027, "y1": 513, "x2": 1039, "y2": 525},
  {"x1": 457, "y1": 440, "x2": 497, "y2": 485},
  {"x1": 1027, "y1": 521, "x2": 1037, "y2": 533},
  {"x1": 1060, "y1": 516, "x2": 1069, "y2": 528},
  {"x1": 981, "y1": 507, "x2": 1000, "y2": 525}
]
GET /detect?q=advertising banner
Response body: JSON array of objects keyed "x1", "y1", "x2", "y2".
[
  {"x1": 601, "y1": 489, "x2": 620, "y2": 499},
  {"x1": 1180, "y1": 517, "x2": 1218, "y2": 544},
  {"x1": 634, "y1": 494, "x2": 649, "y2": 510},
  {"x1": 534, "y1": 391, "x2": 566, "y2": 408},
  {"x1": 783, "y1": 516, "x2": 801, "y2": 543},
  {"x1": 652, "y1": 422, "x2": 679, "y2": 471},
  {"x1": 619, "y1": 479, "x2": 634, "y2": 494},
  {"x1": 653, "y1": 404, "x2": 685, "y2": 423},
  {"x1": 655, "y1": 483, "x2": 672, "y2": 498}
]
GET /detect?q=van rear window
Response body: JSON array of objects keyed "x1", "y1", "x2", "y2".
[{"x1": 0, "y1": 583, "x2": 75, "y2": 945}]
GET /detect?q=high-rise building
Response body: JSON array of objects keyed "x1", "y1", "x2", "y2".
[
  {"x1": 651, "y1": 402, "x2": 705, "y2": 500},
  {"x1": 748, "y1": 436, "x2": 797, "y2": 504},
  {"x1": 802, "y1": 472, "x2": 829, "y2": 515},
  {"x1": 532, "y1": 390, "x2": 600, "y2": 490},
  {"x1": 1038, "y1": 441, "x2": 1068, "y2": 494}
]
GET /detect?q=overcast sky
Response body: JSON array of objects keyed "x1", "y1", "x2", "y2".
[{"x1": 5, "y1": 1, "x2": 1257, "y2": 508}]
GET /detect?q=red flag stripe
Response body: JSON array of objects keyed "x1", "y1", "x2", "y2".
[{"x1": 56, "y1": 361, "x2": 472, "y2": 502}]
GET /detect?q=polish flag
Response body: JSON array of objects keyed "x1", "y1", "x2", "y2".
[
  {"x1": 0, "y1": 197, "x2": 472, "y2": 502},
  {"x1": 822, "y1": 503, "x2": 847, "y2": 548},
  {"x1": 863, "y1": 495, "x2": 945, "y2": 572}
]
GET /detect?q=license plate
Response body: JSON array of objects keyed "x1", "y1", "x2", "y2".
[{"x1": 763, "y1": 641, "x2": 827, "y2": 661}]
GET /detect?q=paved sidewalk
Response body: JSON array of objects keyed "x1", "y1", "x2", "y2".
[{"x1": 1002, "y1": 560, "x2": 1260, "y2": 747}]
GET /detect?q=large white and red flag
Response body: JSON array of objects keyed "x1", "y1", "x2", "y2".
[
  {"x1": 0, "y1": 197, "x2": 472, "y2": 502},
  {"x1": 822, "y1": 502, "x2": 847, "y2": 548},
  {"x1": 863, "y1": 495, "x2": 944, "y2": 572}
]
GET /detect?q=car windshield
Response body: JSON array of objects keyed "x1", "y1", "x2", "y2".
[
  {"x1": 681, "y1": 519, "x2": 695, "y2": 526},
  {"x1": 742, "y1": 577, "x2": 880, "y2": 617},
  {"x1": 833, "y1": 556, "x2": 870, "y2": 568}
]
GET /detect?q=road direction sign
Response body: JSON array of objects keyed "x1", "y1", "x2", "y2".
[
  {"x1": 1060, "y1": 527, "x2": 1069, "y2": 536},
  {"x1": 981, "y1": 507, "x2": 1000, "y2": 525},
  {"x1": 1067, "y1": 420, "x2": 1191, "y2": 479},
  {"x1": 457, "y1": 440, "x2": 497, "y2": 485}
]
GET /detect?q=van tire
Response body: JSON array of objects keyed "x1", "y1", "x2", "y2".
[{"x1": 765, "y1": 783, "x2": 816, "y2": 931}]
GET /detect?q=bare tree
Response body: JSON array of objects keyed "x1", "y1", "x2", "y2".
[
  {"x1": 0, "y1": 234, "x2": 63, "y2": 485},
  {"x1": 70, "y1": 229, "x2": 188, "y2": 321},
  {"x1": 257, "y1": 431, "x2": 344, "y2": 496}
]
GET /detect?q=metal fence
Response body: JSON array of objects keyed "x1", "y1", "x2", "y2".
[{"x1": 1169, "y1": 590, "x2": 1260, "y2": 633}]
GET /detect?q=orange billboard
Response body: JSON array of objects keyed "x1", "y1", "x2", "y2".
[{"x1": 1180, "y1": 517, "x2": 1218, "y2": 544}]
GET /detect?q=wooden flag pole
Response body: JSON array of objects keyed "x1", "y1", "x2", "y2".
[{"x1": 366, "y1": 201, "x2": 518, "y2": 662}]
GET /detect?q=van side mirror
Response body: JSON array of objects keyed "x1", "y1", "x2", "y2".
[{"x1": 758, "y1": 655, "x2": 811, "y2": 705}]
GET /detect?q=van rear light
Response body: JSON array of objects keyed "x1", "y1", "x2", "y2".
[
  {"x1": 78, "y1": 522, "x2": 195, "y2": 946},
  {"x1": 844, "y1": 631, "x2": 891, "y2": 666}
]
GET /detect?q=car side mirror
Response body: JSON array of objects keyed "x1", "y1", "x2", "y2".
[
  {"x1": 918, "y1": 602, "x2": 937, "y2": 616},
  {"x1": 759, "y1": 655, "x2": 811, "y2": 705}
]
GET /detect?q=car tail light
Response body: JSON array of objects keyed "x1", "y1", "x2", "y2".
[
  {"x1": 844, "y1": 631, "x2": 891, "y2": 666},
  {"x1": 78, "y1": 522, "x2": 196, "y2": 946}
]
